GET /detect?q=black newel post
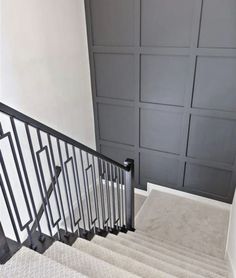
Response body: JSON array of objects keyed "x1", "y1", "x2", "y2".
[{"x1": 124, "y1": 158, "x2": 135, "y2": 231}]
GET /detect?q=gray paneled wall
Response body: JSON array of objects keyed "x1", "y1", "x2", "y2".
[{"x1": 84, "y1": 0, "x2": 236, "y2": 203}]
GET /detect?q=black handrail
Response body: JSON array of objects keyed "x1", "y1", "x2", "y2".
[{"x1": 0, "y1": 102, "x2": 129, "y2": 171}]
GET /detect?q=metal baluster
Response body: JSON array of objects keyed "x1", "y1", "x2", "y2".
[
  {"x1": 48, "y1": 134, "x2": 67, "y2": 234},
  {"x1": 10, "y1": 118, "x2": 43, "y2": 239},
  {"x1": 109, "y1": 164, "x2": 116, "y2": 229},
  {"x1": 25, "y1": 124, "x2": 52, "y2": 237},
  {"x1": 120, "y1": 169, "x2": 125, "y2": 227},
  {"x1": 73, "y1": 146, "x2": 86, "y2": 231},
  {"x1": 98, "y1": 158, "x2": 106, "y2": 229},
  {"x1": 115, "y1": 166, "x2": 121, "y2": 227},
  {"x1": 65, "y1": 143, "x2": 82, "y2": 231},
  {"x1": 7, "y1": 133, "x2": 33, "y2": 226},
  {"x1": 86, "y1": 153, "x2": 89, "y2": 166},
  {"x1": 85, "y1": 161, "x2": 98, "y2": 226},
  {"x1": 92, "y1": 155, "x2": 101, "y2": 229},
  {"x1": 105, "y1": 162, "x2": 112, "y2": 229},
  {"x1": 37, "y1": 130, "x2": 61, "y2": 236},
  {"x1": 0, "y1": 131, "x2": 34, "y2": 247},
  {"x1": 64, "y1": 152, "x2": 81, "y2": 231},
  {"x1": 102, "y1": 160, "x2": 109, "y2": 227},
  {"x1": 0, "y1": 123, "x2": 3, "y2": 136},
  {"x1": 0, "y1": 174, "x2": 20, "y2": 243},
  {"x1": 85, "y1": 165, "x2": 94, "y2": 227},
  {"x1": 26, "y1": 226, "x2": 35, "y2": 249},
  {"x1": 65, "y1": 143, "x2": 69, "y2": 158},
  {"x1": 57, "y1": 139, "x2": 74, "y2": 233},
  {"x1": 79, "y1": 150, "x2": 91, "y2": 231},
  {"x1": 30, "y1": 166, "x2": 61, "y2": 233},
  {"x1": 85, "y1": 153, "x2": 94, "y2": 227}
]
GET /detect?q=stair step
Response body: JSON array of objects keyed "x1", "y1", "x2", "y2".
[
  {"x1": 44, "y1": 241, "x2": 139, "y2": 278},
  {"x1": 0, "y1": 247, "x2": 87, "y2": 278},
  {"x1": 73, "y1": 237, "x2": 176, "y2": 278},
  {"x1": 93, "y1": 235, "x2": 208, "y2": 278},
  {"x1": 135, "y1": 230, "x2": 228, "y2": 270},
  {"x1": 114, "y1": 232, "x2": 228, "y2": 277}
]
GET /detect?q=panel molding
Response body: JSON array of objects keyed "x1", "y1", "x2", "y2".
[
  {"x1": 177, "y1": 0, "x2": 203, "y2": 187},
  {"x1": 89, "y1": 0, "x2": 135, "y2": 47},
  {"x1": 99, "y1": 139, "x2": 235, "y2": 171},
  {"x1": 199, "y1": 0, "x2": 236, "y2": 49},
  {"x1": 92, "y1": 46, "x2": 236, "y2": 57},
  {"x1": 94, "y1": 52, "x2": 136, "y2": 101},
  {"x1": 141, "y1": 0, "x2": 195, "y2": 47},
  {"x1": 84, "y1": 0, "x2": 236, "y2": 203}
]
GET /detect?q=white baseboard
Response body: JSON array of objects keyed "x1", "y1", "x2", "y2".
[
  {"x1": 135, "y1": 182, "x2": 231, "y2": 211},
  {"x1": 134, "y1": 188, "x2": 149, "y2": 197},
  {"x1": 227, "y1": 252, "x2": 236, "y2": 278}
]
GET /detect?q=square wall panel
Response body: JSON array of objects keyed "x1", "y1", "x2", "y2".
[
  {"x1": 90, "y1": 0, "x2": 135, "y2": 46},
  {"x1": 100, "y1": 145, "x2": 134, "y2": 165},
  {"x1": 141, "y1": 0, "x2": 194, "y2": 47},
  {"x1": 98, "y1": 103, "x2": 135, "y2": 146},
  {"x1": 94, "y1": 54, "x2": 135, "y2": 101},
  {"x1": 140, "y1": 152, "x2": 179, "y2": 187},
  {"x1": 184, "y1": 163, "x2": 232, "y2": 197},
  {"x1": 140, "y1": 108, "x2": 184, "y2": 154},
  {"x1": 141, "y1": 55, "x2": 188, "y2": 106},
  {"x1": 187, "y1": 115, "x2": 236, "y2": 164},
  {"x1": 199, "y1": 0, "x2": 236, "y2": 48},
  {"x1": 193, "y1": 57, "x2": 236, "y2": 112}
]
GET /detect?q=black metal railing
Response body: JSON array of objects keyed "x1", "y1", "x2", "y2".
[{"x1": 0, "y1": 102, "x2": 134, "y2": 263}]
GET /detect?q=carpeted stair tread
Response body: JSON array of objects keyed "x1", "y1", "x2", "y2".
[
  {"x1": 0, "y1": 247, "x2": 87, "y2": 278},
  {"x1": 73, "y1": 237, "x2": 176, "y2": 278},
  {"x1": 93, "y1": 235, "x2": 207, "y2": 278},
  {"x1": 119, "y1": 231, "x2": 228, "y2": 274},
  {"x1": 44, "y1": 241, "x2": 139, "y2": 278},
  {"x1": 136, "y1": 229, "x2": 227, "y2": 264},
  {"x1": 134, "y1": 229, "x2": 228, "y2": 270},
  {"x1": 113, "y1": 233, "x2": 228, "y2": 277}
]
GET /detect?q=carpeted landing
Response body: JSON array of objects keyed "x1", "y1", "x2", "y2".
[
  {"x1": 0, "y1": 190, "x2": 231, "y2": 278},
  {"x1": 135, "y1": 190, "x2": 230, "y2": 259}
]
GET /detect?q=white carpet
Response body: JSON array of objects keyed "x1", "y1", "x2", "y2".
[
  {"x1": 135, "y1": 194, "x2": 146, "y2": 215},
  {"x1": 135, "y1": 190, "x2": 230, "y2": 259},
  {"x1": 0, "y1": 247, "x2": 87, "y2": 278},
  {"x1": 45, "y1": 241, "x2": 139, "y2": 278}
]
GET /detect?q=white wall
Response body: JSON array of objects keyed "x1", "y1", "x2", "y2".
[
  {"x1": 228, "y1": 192, "x2": 236, "y2": 277},
  {"x1": 0, "y1": 0, "x2": 95, "y2": 148},
  {"x1": 0, "y1": 0, "x2": 96, "y2": 240}
]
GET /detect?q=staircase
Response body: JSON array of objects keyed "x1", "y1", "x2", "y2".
[
  {"x1": 0, "y1": 103, "x2": 231, "y2": 277},
  {"x1": 0, "y1": 193, "x2": 231, "y2": 278}
]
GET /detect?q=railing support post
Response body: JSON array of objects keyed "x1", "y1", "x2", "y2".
[
  {"x1": 124, "y1": 158, "x2": 135, "y2": 231},
  {"x1": 0, "y1": 222, "x2": 10, "y2": 264}
]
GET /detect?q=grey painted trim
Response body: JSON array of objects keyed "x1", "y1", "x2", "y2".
[
  {"x1": 91, "y1": 47, "x2": 236, "y2": 57},
  {"x1": 96, "y1": 97, "x2": 236, "y2": 121},
  {"x1": 133, "y1": 0, "x2": 141, "y2": 186},
  {"x1": 177, "y1": 0, "x2": 203, "y2": 187}
]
